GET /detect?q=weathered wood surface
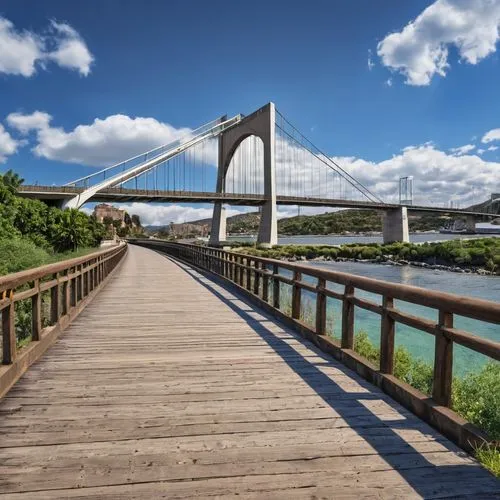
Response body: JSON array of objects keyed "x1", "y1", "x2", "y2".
[{"x1": 0, "y1": 245, "x2": 497, "y2": 499}]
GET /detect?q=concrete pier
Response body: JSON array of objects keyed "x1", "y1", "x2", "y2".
[
  {"x1": 383, "y1": 207, "x2": 410, "y2": 243},
  {"x1": 208, "y1": 203, "x2": 227, "y2": 246}
]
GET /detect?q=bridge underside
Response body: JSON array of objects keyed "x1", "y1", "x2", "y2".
[{"x1": 0, "y1": 245, "x2": 497, "y2": 497}]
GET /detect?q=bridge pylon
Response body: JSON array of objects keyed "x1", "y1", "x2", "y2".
[{"x1": 209, "y1": 102, "x2": 278, "y2": 247}]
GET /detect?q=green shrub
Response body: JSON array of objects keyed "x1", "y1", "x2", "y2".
[
  {"x1": 452, "y1": 362, "x2": 500, "y2": 440},
  {"x1": 0, "y1": 238, "x2": 51, "y2": 275}
]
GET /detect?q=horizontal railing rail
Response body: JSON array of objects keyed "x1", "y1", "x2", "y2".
[
  {"x1": 132, "y1": 239, "x2": 500, "y2": 448},
  {"x1": 1, "y1": 243, "x2": 127, "y2": 367}
]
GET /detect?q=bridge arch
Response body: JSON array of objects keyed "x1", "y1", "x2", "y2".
[
  {"x1": 210, "y1": 102, "x2": 277, "y2": 247},
  {"x1": 224, "y1": 134, "x2": 265, "y2": 195}
]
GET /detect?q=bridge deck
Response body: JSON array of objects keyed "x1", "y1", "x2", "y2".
[{"x1": 0, "y1": 245, "x2": 498, "y2": 498}]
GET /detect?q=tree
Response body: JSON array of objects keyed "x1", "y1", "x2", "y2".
[
  {"x1": 1, "y1": 169, "x2": 25, "y2": 193},
  {"x1": 52, "y1": 209, "x2": 92, "y2": 252},
  {"x1": 131, "y1": 214, "x2": 141, "y2": 227}
]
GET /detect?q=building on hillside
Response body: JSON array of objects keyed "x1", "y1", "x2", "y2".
[
  {"x1": 168, "y1": 222, "x2": 210, "y2": 238},
  {"x1": 93, "y1": 204, "x2": 126, "y2": 228}
]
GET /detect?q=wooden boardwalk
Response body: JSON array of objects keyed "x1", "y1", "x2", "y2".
[{"x1": 0, "y1": 245, "x2": 498, "y2": 499}]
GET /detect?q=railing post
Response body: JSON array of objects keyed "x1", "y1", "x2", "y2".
[
  {"x1": 273, "y1": 264, "x2": 280, "y2": 309},
  {"x1": 253, "y1": 261, "x2": 261, "y2": 296},
  {"x1": 235, "y1": 256, "x2": 240, "y2": 285},
  {"x1": 341, "y1": 284, "x2": 355, "y2": 349},
  {"x1": 2, "y1": 290, "x2": 16, "y2": 364},
  {"x1": 433, "y1": 311, "x2": 454, "y2": 407},
  {"x1": 380, "y1": 297, "x2": 395, "y2": 374},
  {"x1": 78, "y1": 265, "x2": 83, "y2": 302},
  {"x1": 50, "y1": 273, "x2": 60, "y2": 324},
  {"x1": 239, "y1": 257, "x2": 245, "y2": 287},
  {"x1": 63, "y1": 271, "x2": 71, "y2": 315},
  {"x1": 316, "y1": 277, "x2": 326, "y2": 335},
  {"x1": 32, "y1": 280, "x2": 42, "y2": 341},
  {"x1": 246, "y1": 258, "x2": 252, "y2": 291},
  {"x1": 262, "y1": 265, "x2": 269, "y2": 303},
  {"x1": 291, "y1": 270, "x2": 302, "y2": 320}
]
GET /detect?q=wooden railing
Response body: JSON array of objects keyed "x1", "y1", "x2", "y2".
[
  {"x1": 0, "y1": 243, "x2": 127, "y2": 373},
  {"x1": 133, "y1": 240, "x2": 500, "y2": 447}
]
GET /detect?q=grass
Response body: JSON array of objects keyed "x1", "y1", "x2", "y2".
[
  {"x1": 0, "y1": 237, "x2": 101, "y2": 276},
  {"x1": 475, "y1": 443, "x2": 500, "y2": 477}
]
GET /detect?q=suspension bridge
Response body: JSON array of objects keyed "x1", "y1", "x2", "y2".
[{"x1": 19, "y1": 103, "x2": 492, "y2": 246}]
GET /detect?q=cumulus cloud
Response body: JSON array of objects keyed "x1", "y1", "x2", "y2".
[
  {"x1": 482, "y1": 128, "x2": 500, "y2": 143},
  {"x1": 6, "y1": 111, "x2": 195, "y2": 166},
  {"x1": 334, "y1": 144, "x2": 500, "y2": 206},
  {"x1": 488, "y1": 145, "x2": 499, "y2": 151},
  {"x1": 45, "y1": 21, "x2": 94, "y2": 76},
  {"x1": 87, "y1": 201, "x2": 334, "y2": 227},
  {"x1": 103, "y1": 203, "x2": 249, "y2": 226},
  {"x1": 0, "y1": 16, "x2": 93, "y2": 77},
  {"x1": 0, "y1": 124, "x2": 22, "y2": 162},
  {"x1": 449, "y1": 143, "x2": 475, "y2": 155},
  {"x1": 6, "y1": 111, "x2": 52, "y2": 134},
  {"x1": 377, "y1": 0, "x2": 500, "y2": 86}
]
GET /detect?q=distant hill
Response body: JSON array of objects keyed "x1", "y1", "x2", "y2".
[{"x1": 146, "y1": 208, "x2": 453, "y2": 237}]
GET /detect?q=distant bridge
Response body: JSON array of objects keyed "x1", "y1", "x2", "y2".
[
  {"x1": 20, "y1": 184, "x2": 492, "y2": 216},
  {"x1": 18, "y1": 103, "x2": 494, "y2": 245}
]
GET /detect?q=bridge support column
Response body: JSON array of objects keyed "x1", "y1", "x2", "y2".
[
  {"x1": 209, "y1": 203, "x2": 227, "y2": 246},
  {"x1": 383, "y1": 207, "x2": 409, "y2": 244},
  {"x1": 465, "y1": 215, "x2": 476, "y2": 233},
  {"x1": 217, "y1": 102, "x2": 278, "y2": 248},
  {"x1": 256, "y1": 104, "x2": 277, "y2": 248}
]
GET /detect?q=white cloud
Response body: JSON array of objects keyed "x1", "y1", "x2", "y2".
[
  {"x1": 477, "y1": 148, "x2": 486, "y2": 154},
  {"x1": 6, "y1": 111, "x2": 52, "y2": 134},
  {"x1": 6, "y1": 111, "x2": 194, "y2": 166},
  {"x1": 385, "y1": 78, "x2": 393, "y2": 87},
  {"x1": 482, "y1": 128, "x2": 500, "y2": 143},
  {"x1": 46, "y1": 21, "x2": 94, "y2": 76},
  {"x1": 0, "y1": 16, "x2": 93, "y2": 77},
  {"x1": 367, "y1": 50, "x2": 375, "y2": 70},
  {"x1": 0, "y1": 124, "x2": 22, "y2": 163},
  {"x1": 377, "y1": 0, "x2": 500, "y2": 86},
  {"x1": 99, "y1": 202, "x2": 248, "y2": 226},
  {"x1": 0, "y1": 17, "x2": 42, "y2": 77},
  {"x1": 488, "y1": 145, "x2": 499, "y2": 151},
  {"x1": 334, "y1": 144, "x2": 500, "y2": 206},
  {"x1": 449, "y1": 143, "x2": 475, "y2": 155}
]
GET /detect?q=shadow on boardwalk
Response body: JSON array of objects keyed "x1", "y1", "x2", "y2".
[{"x1": 163, "y1": 253, "x2": 499, "y2": 498}]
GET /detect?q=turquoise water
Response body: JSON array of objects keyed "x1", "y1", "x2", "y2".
[{"x1": 278, "y1": 261, "x2": 500, "y2": 377}]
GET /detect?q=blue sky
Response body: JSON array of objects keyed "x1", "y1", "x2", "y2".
[{"x1": 1, "y1": 0, "x2": 500, "y2": 223}]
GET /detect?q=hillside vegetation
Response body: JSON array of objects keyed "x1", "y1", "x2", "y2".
[
  {"x1": 237, "y1": 238, "x2": 500, "y2": 274},
  {"x1": 149, "y1": 209, "x2": 451, "y2": 238},
  {"x1": 0, "y1": 170, "x2": 106, "y2": 275}
]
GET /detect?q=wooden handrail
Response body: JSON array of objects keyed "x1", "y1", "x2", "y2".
[
  {"x1": 1, "y1": 243, "x2": 127, "y2": 366},
  {"x1": 131, "y1": 239, "x2": 500, "y2": 424}
]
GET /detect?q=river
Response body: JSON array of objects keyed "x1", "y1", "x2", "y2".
[
  {"x1": 224, "y1": 232, "x2": 499, "y2": 375},
  {"x1": 297, "y1": 260, "x2": 499, "y2": 377}
]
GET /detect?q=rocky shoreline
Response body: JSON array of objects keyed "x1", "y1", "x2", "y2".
[{"x1": 287, "y1": 255, "x2": 496, "y2": 276}]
